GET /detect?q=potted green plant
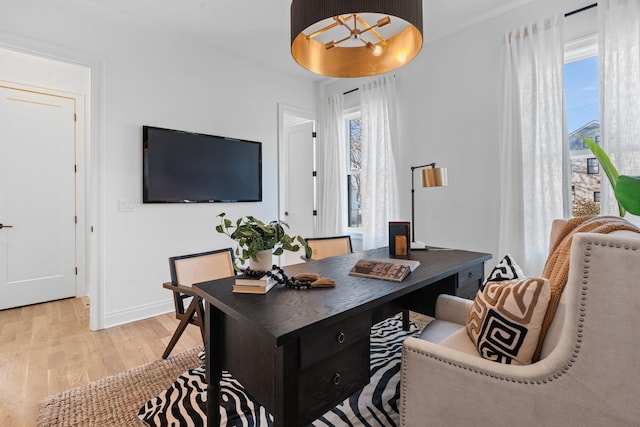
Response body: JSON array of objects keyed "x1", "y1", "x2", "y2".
[
  {"x1": 583, "y1": 137, "x2": 640, "y2": 216},
  {"x1": 215, "y1": 212, "x2": 311, "y2": 271}
]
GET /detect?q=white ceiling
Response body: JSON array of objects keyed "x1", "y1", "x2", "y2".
[{"x1": 87, "y1": 0, "x2": 536, "y2": 81}]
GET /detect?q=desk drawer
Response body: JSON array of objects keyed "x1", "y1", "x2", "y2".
[
  {"x1": 299, "y1": 311, "x2": 370, "y2": 368},
  {"x1": 456, "y1": 264, "x2": 484, "y2": 299},
  {"x1": 298, "y1": 339, "x2": 370, "y2": 424}
]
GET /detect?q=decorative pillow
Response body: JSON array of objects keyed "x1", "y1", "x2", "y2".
[
  {"x1": 482, "y1": 254, "x2": 524, "y2": 289},
  {"x1": 466, "y1": 278, "x2": 551, "y2": 365}
]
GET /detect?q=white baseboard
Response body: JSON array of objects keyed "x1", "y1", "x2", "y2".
[{"x1": 104, "y1": 299, "x2": 175, "y2": 329}]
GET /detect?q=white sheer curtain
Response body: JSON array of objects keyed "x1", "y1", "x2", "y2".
[
  {"x1": 360, "y1": 76, "x2": 400, "y2": 250},
  {"x1": 318, "y1": 93, "x2": 347, "y2": 236},
  {"x1": 498, "y1": 16, "x2": 565, "y2": 275},
  {"x1": 599, "y1": 0, "x2": 640, "y2": 218}
]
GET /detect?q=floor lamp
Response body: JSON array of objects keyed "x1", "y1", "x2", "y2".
[{"x1": 410, "y1": 163, "x2": 448, "y2": 250}]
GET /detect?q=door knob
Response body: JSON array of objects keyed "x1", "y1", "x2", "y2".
[
  {"x1": 0, "y1": 223, "x2": 13, "y2": 229},
  {"x1": 284, "y1": 212, "x2": 289, "y2": 216}
]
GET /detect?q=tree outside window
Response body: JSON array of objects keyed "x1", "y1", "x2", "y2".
[{"x1": 347, "y1": 114, "x2": 362, "y2": 228}]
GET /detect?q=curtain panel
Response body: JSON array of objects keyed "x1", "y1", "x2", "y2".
[
  {"x1": 360, "y1": 76, "x2": 400, "y2": 250},
  {"x1": 319, "y1": 93, "x2": 347, "y2": 236},
  {"x1": 498, "y1": 16, "x2": 565, "y2": 275},
  {"x1": 599, "y1": 0, "x2": 640, "y2": 218}
]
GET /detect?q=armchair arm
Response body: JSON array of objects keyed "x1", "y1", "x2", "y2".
[
  {"x1": 402, "y1": 333, "x2": 572, "y2": 384},
  {"x1": 434, "y1": 294, "x2": 473, "y2": 324},
  {"x1": 400, "y1": 335, "x2": 576, "y2": 426}
]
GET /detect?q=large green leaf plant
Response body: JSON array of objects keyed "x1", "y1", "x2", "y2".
[
  {"x1": 215, "y1": 212, "x2": 311, "y2": 270},
  {"x1": 583, "y1": 137, "x2": 640, "y2": 216}
]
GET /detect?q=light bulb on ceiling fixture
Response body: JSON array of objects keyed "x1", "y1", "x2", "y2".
[{"x1": 366, "y1": 42, "x2": 383, "y2": 56}]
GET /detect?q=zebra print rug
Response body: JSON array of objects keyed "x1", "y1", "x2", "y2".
[{"x1": 138, "y1": 317, "x2": 419, "y2": 426}]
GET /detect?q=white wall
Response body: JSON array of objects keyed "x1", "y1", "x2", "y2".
[
  {"x1": 0, "y1": 1, "x2": 317, "y2": 327},
  {"x1": 322, "y1": 0, "x2": 590, "y2": 262}
]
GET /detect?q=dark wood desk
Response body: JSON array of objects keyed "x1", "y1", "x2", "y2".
[{"x1": 194, "y1": 246, "x2": 491, "y2": 427}]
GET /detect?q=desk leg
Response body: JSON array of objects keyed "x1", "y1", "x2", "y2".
[
  {"x1": 275, "y1": 340, "x2": 300, "y2": 426},
  {"x1": 402, "y1": 309, "x2": 410, "y2": 331},
  {"x1": 205, "y1": 303, "x2": 223, "y2": 427}
]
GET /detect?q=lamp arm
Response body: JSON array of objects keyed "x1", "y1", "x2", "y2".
[{"x1": 410, "y1": 162, "x2": 436, "y2": 172}]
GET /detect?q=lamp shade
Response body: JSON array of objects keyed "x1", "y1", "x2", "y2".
[
  {"x1": 290, "y1": 0, "x2": 423, "y2": 78},
  {"x1": 422, "y1": 167, "x2": 447, "y2": 188}
]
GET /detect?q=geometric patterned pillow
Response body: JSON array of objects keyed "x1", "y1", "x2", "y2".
[
  {"x1": 466, "y1": 277, "x2": 551, "y2": 365},
  {"x1": 482, "y1": 254, "x2": 525, "y2": 290}
]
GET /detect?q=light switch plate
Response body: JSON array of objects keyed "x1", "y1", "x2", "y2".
[{"x1": 118, "y1": 199, "x2": 135, "y2": 212}]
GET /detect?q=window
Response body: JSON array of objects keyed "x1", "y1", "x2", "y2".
[
  {"x1": 565, "y1": 49, "x2": 601, "y2": 217},
  {"x1": 346, "y1": 111, "x2": 362, "y2": 228}
]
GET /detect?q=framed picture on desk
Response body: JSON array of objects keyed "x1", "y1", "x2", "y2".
[{"x1": 389, "y1": 221, "x2": 411, "y2": 258}]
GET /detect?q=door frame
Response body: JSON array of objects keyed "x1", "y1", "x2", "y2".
[
  {"x1": 277, "y1": 103, "x2": 318, "y2": 237},
  {"x1": 0, "y1": 38, "x2": 105, "y2": 330}
]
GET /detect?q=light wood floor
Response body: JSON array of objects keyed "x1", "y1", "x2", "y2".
[{"x1": 0, "y1": 297, "x2": 202, "y2": 427}]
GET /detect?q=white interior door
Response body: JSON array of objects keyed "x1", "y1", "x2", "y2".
[
  {"x1": 0, "y1": 86, "x2": 77, "y2": 310},
  {"x1": 281, "y1": 120, "x2": 315, "y2": 266}
]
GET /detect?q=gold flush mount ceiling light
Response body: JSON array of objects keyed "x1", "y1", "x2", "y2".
[{"x1": 291, "y1": 0, "x2": 423, "y2": 78}]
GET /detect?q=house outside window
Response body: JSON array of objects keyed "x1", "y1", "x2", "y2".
[
  {"x1": 594, "y1": 191, "x2": 601, "y2": 202},
  {"x1": 565, "y1": 42, "x2": 601, "y2": 217},
  {"x1": 346, "y1": 111, "x2": 362, "y2": 228}
]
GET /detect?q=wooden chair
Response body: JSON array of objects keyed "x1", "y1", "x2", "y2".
[
  {"x1": 304, "y1": 235, "x2": 353, "y2": 260},
  {"x1": 162, "y1": 248, "x2": 235, "y2": 359}
]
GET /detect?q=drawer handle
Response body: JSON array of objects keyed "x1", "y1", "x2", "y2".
[
  {"x1": 333, "y1": 373, "x2": 341, "y2": 385},
  {"x1": 336, "y1": 332, "x2": 346, "y2": 344},
  {"x1": 467, "y1": 272, "x2": 474, "y2": 278}
]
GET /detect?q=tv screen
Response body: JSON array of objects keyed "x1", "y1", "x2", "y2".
[{"x1": 143, "y1": 126, "x2": 262, "y2": 203}]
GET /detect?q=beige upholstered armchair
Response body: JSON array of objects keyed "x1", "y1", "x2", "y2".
[{"x1": 400, "y1": 219, "x2": 640, "y2": 426}]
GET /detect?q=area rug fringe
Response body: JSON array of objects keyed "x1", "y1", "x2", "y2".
[{"x1": 37, "y1": 347, "x2": 202, "y2": 427}]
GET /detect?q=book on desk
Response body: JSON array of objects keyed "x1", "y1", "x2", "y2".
[
  {"x1": 348, "y1": 258, "x2": 420, "y2": 282},
  {"x1": 233, "y1": 272, "x2": 278, "y2": 294}
]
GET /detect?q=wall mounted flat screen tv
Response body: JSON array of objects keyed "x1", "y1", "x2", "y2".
[{"x1": 143, "y1": 126, "x2": 262, "y2": 203}]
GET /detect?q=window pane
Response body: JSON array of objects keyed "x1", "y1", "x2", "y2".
[
  {"x1": 347, "y1": 174, "x2": 362, "y2": 227},
  {"x1": 347, "y1": 115, "x2": 362, "y2": 228},
  {"x1": 349, "y1": 118, "x2": 361, "y2": 172},
  {"x1": 565, "y1": 56, "x2": 601, "y2": 217}
]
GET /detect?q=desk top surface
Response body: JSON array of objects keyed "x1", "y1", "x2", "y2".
[{"x1": 194, "y1": 247, "x2": 491, "y2": 345}]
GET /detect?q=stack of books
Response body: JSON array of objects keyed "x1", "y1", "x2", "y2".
[{"x1": 233, "y1": 271, "x2": 278, "y2": 294}]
